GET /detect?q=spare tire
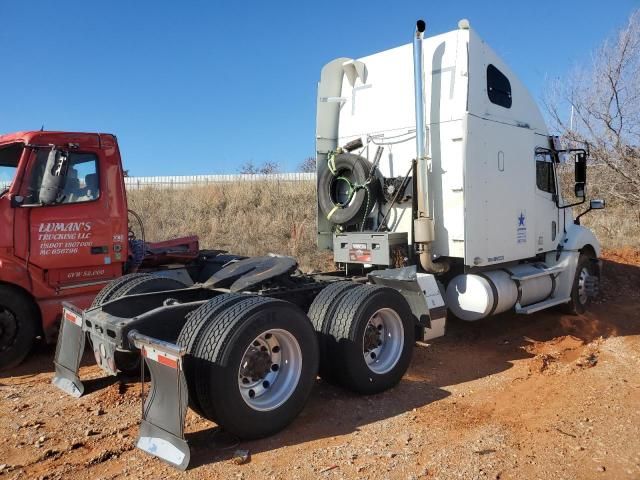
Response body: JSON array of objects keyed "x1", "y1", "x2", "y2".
[{"x1": 318, "y1": 153, "x2": 378, "y2": 226}]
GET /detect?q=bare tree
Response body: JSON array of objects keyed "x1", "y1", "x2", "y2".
[
  {"x1": 298, "y1": 157, "x2": 316, "y2": 173},
  {"x1": 545, "y1": 9, "x2": 640, "y2": 205},
  {"x1": 258, "y1": 161, "x2": 280, "y2": 174},
  {"x1": 238, "y1": 161, "x2": 281, "y2": 175}
]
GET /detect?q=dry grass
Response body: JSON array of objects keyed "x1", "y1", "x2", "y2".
[
  {"x1": 127, "y1": 181, "x2": 333, "y2": 271},
  {"x1": 581, "y1": 205, "x2": 640, "y2": 248},
  {"x1": 127, "y1": 182, "x2": 638, "y2": 272}
]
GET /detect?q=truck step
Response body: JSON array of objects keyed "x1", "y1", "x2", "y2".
[
  {"x1": 510, "y1": 264, "x2": 565, "y2": 281},
  {"x1": 515, "y1": 296, "x2": 571, "y2": 314}
]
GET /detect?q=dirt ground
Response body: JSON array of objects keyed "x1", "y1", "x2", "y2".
[{"x1": 1, "y1": 248, "x2": 639, "y2": 480}]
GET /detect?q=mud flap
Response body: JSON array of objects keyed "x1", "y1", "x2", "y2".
[
  {"x1": 129, "y1": 331, "x2": 190, "y2": 471},
  {"x1": 52, "y1": 303, "x2": 86, "y2": 398},
  {"x1": 369, "y1": 266, "x2": 447, "y2": 341}
]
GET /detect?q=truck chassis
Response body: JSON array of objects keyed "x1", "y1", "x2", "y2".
[{"x1": 53, "y1": 254, "x2": 445, "y2": 469}]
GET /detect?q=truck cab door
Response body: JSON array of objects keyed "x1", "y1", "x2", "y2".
[
  {"x1": 14, "y1": 145, "x2": 124, "y2": 290},
  {"x1": 533, "y1": 145, "x2": 560, "y2": 254}
]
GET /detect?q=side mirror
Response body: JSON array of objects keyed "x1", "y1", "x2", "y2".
[
  {"x1": 590, "y1": 199, "x2": 605, "y2": 210},
  {"x1": 38, "y1": 149, "x2": 69, "y2": 205},
  {"x1": 575, "y1": 152, "x2": 587, "y2": 184}
]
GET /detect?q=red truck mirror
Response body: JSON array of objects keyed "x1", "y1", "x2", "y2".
[{"x1": 38, "y1": 149, "x2": 69, "y2": 205}]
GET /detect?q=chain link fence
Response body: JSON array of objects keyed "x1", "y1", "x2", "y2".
[{"x1": 123, "y1": 173, "x2": 315, "y2": 190}]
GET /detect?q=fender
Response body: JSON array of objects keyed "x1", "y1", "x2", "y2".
[
  {"x1": 0, "y1": 255, "x2": 32, "y2": 291},
  {"x1": 546, "y1": 224, "x2": 602, "y2": 300},
  {"x1": 562, "y1": 223, "x2": 601, "y2": 257}
]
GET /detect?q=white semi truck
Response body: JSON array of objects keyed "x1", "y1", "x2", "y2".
[{"x1": 52, "y1": 19, "x2": 604, "y2": 470}]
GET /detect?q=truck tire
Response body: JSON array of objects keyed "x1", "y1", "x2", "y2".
[
  {"x1": 318, "y1": 153, "x2": 378, "y2": 226},
  {"x1": 307, "y1": 281, "x2": 359, "y2": 380},
  {"x1": 100, "y1": 275, "x2": 187, "y2": 375},
  {"x1": 109, "y1": 275, "x2": 187, "y2": 299},
  {"x1": 0, "y1": 286, "x2": 39, "y2": 371},
  {"x1": 91, "y1": 273, "x2": 151, "y2": 308},
  {"x1": 328, "y1": 284, "x2": 414, "y2": 395},
  {"x1": 564, "y1": 253, "x2": 598, "y2": 315},
  {"x1": 193, "y1": 296, "x2": 319, "y2": 439},
  {"x1": 176, "y1": 293, "x2": 245, "y2": 414}
]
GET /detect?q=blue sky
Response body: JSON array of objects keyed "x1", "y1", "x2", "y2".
[{"x1": 0, "y1": 1, "x2": 636, "y2": 175}]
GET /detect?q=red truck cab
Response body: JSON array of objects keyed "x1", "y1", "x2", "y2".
[{"x1": 0, "y1": 131, "x2": 130, "y2": 368}]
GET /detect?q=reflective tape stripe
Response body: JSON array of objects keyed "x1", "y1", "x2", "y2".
[
  {"x1": 63, "y1": 309, "x2": 82, "y2": 327},
  {"x1": 142, "y1": 345, "x2": 180, "y2": 370}
]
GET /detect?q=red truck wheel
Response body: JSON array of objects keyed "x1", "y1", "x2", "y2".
[{"x1": 0, "y1": 286, "x2": 39, "y2": 371}]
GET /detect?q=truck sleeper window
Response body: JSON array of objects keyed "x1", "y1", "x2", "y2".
[
  {"x1": 27, "y1": 151, "x2": 100, "y2": 204},
  {"x1": 487, "y1": 64, "x2": 512, "y2": 108}
]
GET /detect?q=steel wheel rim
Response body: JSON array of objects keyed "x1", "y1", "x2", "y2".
[
  {"x1": 577, "y1": 266, "x2": 590, "y2": 305},
  {"x1": 0, "y1": 307, "x2": 18, "y2": 353},
  {"x1": 362, "y1": 308, "x2": 404, "y2": 374},
  {"x1": 238, "y1": 328, "x2": 302, "y2": 412}
]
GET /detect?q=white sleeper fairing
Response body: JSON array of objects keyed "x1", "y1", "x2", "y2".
[{"x1": 317, "y1": 20, "x2": 601, "y2": 321}]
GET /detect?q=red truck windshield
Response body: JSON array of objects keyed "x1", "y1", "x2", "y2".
[{"x1": 0, "y1": 143, "x2": 23, "y2": 192}]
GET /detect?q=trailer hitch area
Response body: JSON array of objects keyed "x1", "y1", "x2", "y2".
[
  {"x1": 129, "y1": 331, "x2": 190, "y2": 471},
  {"x1": 52, "y1": 302, "x2": 86, "y2": 398}
]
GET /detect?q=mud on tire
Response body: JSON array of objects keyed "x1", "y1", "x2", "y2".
[{"x1": 564, "y1": 252, "x2": 598, "y2": 315}]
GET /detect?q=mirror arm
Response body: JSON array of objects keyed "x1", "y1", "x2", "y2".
[{"x1": 574, "y1": 205, "x2": 592, "y2": 225}]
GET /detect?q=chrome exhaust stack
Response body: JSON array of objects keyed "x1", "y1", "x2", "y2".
[{"x1": 412, "y1": 19, "x2": 449, "y2": 273}]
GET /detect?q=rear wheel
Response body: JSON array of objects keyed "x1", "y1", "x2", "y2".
[
  {"x1": 193, "y1": 296, "x2": 319, "y2": 439},
  {"x1": 0, "y1": 286, "x2": 39, "y2": 371},
  {"x1": 91, "y1": 273, "x2": 151, "y2": 308},
  {"x1": 328, "y1": 285, "x2": 414, "y2": 394},
  {"x1": 307, "y1": 281, "x2": 359, "y2": 381},
  {"x1": 110, "y1": 275, "x2": 187, "y2": 299},
  {"x1": 93, "y1": 275, "x2": 187, "y2": 375},
  {"x1": 176, "y1": 293, "x2": 245, "y2": 414}
]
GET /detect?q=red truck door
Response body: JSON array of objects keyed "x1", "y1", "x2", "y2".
[{"x1": 13, "y1": 140, "x2": 125, "y2": 290}]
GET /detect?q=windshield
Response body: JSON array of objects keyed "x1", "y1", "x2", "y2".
[{"x1": 0, "y1": 143, "x2": 24, "y2": 192}]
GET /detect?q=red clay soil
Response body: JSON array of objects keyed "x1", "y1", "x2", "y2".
[{"x1": 0, "y1": 249, "x2": 638, "y2": 480}]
